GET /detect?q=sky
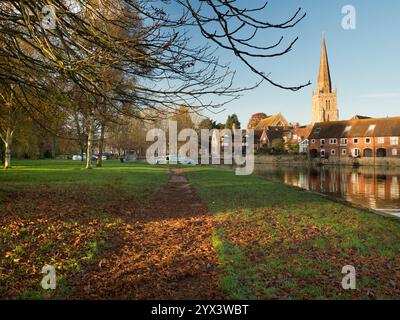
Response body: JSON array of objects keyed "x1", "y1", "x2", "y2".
[{"x1": 188, "y1": 0, "x2": 400, "y2": 127}]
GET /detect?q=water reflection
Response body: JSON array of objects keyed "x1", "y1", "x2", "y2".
[{"x1": 254, "y1": 165, "x2": 400, "y2": 216}]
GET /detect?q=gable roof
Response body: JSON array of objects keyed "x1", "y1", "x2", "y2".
[
  {"x1": 291, "y1": 125, "x2": 313, "y2": 140},
  {"x1": 254, "y1": 113, "x2": 288, "y2": 130}
]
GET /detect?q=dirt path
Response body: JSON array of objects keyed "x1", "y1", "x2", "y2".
[{"x1": 71, "y1": 169, "x2": 224, "y2": 299}]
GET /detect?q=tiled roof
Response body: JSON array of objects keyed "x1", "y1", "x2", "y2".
[
  {"x1": 292, "y1": 125, "x2": 313, "y2": 139},
  {"x1": 309, "y1": 117, "x2": 400, "y2": 139},
  {"x1": 254, "y1": 113, "x2": 288, "y2": 130}
]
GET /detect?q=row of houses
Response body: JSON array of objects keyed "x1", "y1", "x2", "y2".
[
  {"x1": 223, "y1": 38, "x2": 400, "y2": 160},
  {"x1": 246, "y1": 114, "x2": 400, "y2": 159},
  {"x1": 308, "y1": 116, "x2": 400, "y2": 159}
]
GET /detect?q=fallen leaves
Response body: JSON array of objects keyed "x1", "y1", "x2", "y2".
[{"x1": 0, "y1": 172, "x2": 225, "y2": 300}]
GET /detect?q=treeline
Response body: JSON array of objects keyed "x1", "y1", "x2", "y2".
[{"x1": 0, "y1": 1, "x2": 307, "y2": 169}]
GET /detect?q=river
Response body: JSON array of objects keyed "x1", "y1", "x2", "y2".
[{"x1": 254, "y1": 164, "x2": 400, "y2": 217}]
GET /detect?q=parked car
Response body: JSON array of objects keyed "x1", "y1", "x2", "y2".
[
  {"x1": 122, "y1": 154, "x2": 137, "y2": 163},
  {"x1": 179, "y1": 156, "x2": 197, "y2": 165},
  {"x1": 154, "y1": 155, "x2": 197, "y2": 165},
  {"x1": 72, "y1": 154, "x2": 106, "y2": 161},
  {"x1": 72, "y1": 154, "x2": 85, "y2": 161}
]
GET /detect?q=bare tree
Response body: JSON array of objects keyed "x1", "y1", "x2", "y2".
[{"x1": 0, "y1": 1, "x2": 310, "y2": 168}]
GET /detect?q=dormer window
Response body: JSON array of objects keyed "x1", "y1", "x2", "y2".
[
  {"x1": 315, "y1": 128, "x2": 321, "y2": 134},
  {"x1": 367, "y1": 124, "x2": 376, "y2": 133},
  {"x1": 343, "y1": 126, "x2": 352, "y2": 133}
]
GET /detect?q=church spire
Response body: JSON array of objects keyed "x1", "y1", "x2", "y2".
[
  {"x1": 312, "y1": 35, "x2": 338, "y2": 124},
  {"x1": 317, "y1": 36, "x2": 332, "y2": 94}
]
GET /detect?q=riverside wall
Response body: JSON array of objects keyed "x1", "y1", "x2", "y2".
[{"x1": 254, "y1": 155, "x2": 400, "y2": 167}]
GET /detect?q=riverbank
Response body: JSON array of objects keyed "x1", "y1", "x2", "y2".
[
  {"x1": 255, "y1": 154, "x2": 400, "y2": 167},
  {"x1": 185, "y1": 166, "x2": 400, "y2": 299}
]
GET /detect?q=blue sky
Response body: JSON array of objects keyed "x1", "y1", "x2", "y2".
[{"x1": 193, "y1": 0, "x2": 400, "y2": 126}]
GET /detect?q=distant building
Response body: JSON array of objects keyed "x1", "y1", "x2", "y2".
[
  {"x1": 259, "y1": 127, "x2": 286, "y2": 148},
  {"x1": 245, "y1": 113, "x2": 290, "y2": 149},
  {"x1": 308, "y1": 117, "x2": 400, "y2": 158},
  {"x1": 247, "y1": 113, "x2": 268, "y2": 129},
  {"x1": 253, "y1": 113, "x2": 289, "y2": 130},
  {"x1": 284, "y1": 125, "x2": 313, "y2": 154},
  {"x1": 246, "y1": 37, "x2": 399, "y2": 159},
  {"x1": 312, "y1": 37, "x2": 339, "y2": 124}
]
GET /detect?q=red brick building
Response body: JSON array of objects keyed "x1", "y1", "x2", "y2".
[{"x1": 308, "y1": 117, "x2": 400, "y2": 159}]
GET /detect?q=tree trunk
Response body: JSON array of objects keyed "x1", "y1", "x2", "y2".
[
  {"x1": 96, "y1": 123, "x2": 105, "y2": 167},
  {"x1": 74, "y1": 112, "x2": 85, "y2": 163},
  {"x1": 51, "y1": 134, "x2": 57, "y2": 159},
  {"x1": 0, "y1": 142, "x2": 4, "y2": 165},
  {"x1": 4, "y1": 128, "x2": 14, "y2": 169},
  {"x1": 86, "y1": 116, "x2": 94, "y2": 169}
]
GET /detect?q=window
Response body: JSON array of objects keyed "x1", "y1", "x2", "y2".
[
  {"x1": 342, "y1": 149, "x2": 347, "y2": 155},
  {"x1": 353, "y1": 138, "x2": 359, "y2": 144},
  {"x1": 326, "y1": 100, "x2": 330, "y2": 110},
  {"x1": 329, "y1": 138, "x2": 337, "y2": 145},
  {"x1": 311, "y1": 139, "x2": 316, "y2": 144},
  {"x1": 315, "y1": 128, "x2": 321, "y2": 133},
  {"x1": 352, "y1": 148, "x2": 360, "y2": 157},
  {"x1": 321, "y1": 149, "x2": 325, "y2": 157},
  {"x1": 340, "y1": 138, "x2": 348, "y2": 145},
  {"x1": 393, "y1": 149, "x2": 398, "y2": 156},
  {"x1": 378, "y1": 137, "x2": 385, "y2": 144},
  {"x1": 365, "y1": 138, "x2": 371, "y2": 144},
  {"x1": 320, "y1": 139, "x2": 325, "y2": 146},
  {"x1": 390, "y1": 137, "x2": 399, "y2": 145},
  {"x1": 331, "y1": 149, "x2": 336, "y2": 156}
]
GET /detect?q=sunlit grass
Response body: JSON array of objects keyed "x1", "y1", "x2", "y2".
[
  {"x1": 0, "y1": 160, "x2": 169, "y2": 196},
  {"x1": 185, "y1": 166, "x2": 400, "y2": 300}
]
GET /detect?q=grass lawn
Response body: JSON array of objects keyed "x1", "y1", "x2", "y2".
[
  {"x1": 184, "y1": 166, "x2": 400, "y2": 300},
  {"x1": 2, "y1": 161, "x2": 400, "y2": 300},
  {"x1": 0, "y1": 160, "x2": 169, "y2": 299}
]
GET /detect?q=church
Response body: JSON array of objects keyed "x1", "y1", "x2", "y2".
[
  {"x1": 247, "y1": 36, "x2": 400, "y2": 159},
  {"x1": 308, "y1": 38, "x2": 400, "y2": 159},
  {"x1": 311, "y1": 37, "x2": 339, "y2": 124}
]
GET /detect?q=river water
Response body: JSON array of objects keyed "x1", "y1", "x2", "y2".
[{"x1": 254, "y1": 164, "x2": 400, "y2": 217}]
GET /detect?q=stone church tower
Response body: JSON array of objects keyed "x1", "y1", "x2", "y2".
[{"x1": 312, "y1": 37, "x2": 339, "y2": 124}]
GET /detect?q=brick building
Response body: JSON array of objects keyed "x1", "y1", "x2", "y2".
[{"x1": 308, "y1": 117, "x2": 400, "y2": 159}]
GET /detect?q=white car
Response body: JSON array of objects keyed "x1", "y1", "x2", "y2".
[
  {"x1": 72, "y1": 154, "x2": 84, "y2": 161},
  {"x1": 179, "y1": 156, "x2": 197, "y2": 165},
  {"x1": 154, "y1": 155, "x2": 197, "y2": 165}
]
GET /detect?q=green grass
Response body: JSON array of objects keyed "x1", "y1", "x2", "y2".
[
  {"x1": 185, "y1": 166, "x2": 400, "y2": 300},
  {"x1": 0, "y1": 160, "x2": 170, "y2": 300},
  {"x1": 0, "y1": 160, "x2": 169, "y2": 196}
]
